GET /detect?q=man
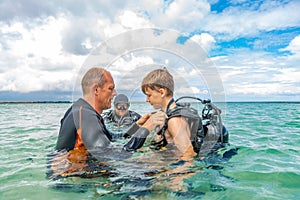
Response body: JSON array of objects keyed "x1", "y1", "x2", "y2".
[
  {"x1": 141, "y1": 68, "x2": 197, "y2": 161},
  {"x1": 49, "y1": 67, "x2": 166, "y2": 178},
  {"x1": 103, "y1": 94, "x2": 141, "y2": 127}
]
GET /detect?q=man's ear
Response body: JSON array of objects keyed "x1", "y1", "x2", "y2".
[{"x1": 93, "y1": 84, "x2": 99, "y2": 94}]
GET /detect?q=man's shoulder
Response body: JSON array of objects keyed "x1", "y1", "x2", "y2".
[
  {"x1": 129, "y1": 110, "x2": 141, "y2": 117},
  {"x1": 127, "y1": 110, "x2": 141, "y2": 122},
  {"x1": 102, "y1": 110, "x2": 113, "y2": 116},
  {"x1": 73, "y1": 98, "x2": 94, "y2": 110},
  {"x1": 102, "y1": 110, "x2": 114, "y2": 122}
]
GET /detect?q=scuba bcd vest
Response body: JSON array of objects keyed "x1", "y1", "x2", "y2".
[
  {"x1": 150, "y1": 96, "x2": 228, "y2": 157},
  {"x1": 150, "y1": 98, "x2": 204, "y2": 154}
]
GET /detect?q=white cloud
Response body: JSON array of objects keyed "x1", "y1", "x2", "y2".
[
  {"x1": 164, "y1": 0, "x2": 210, "y2": 33},
  {"x1": 280, "y1": 35, "x2": 300, "y2": 55},
  {"x1": 214, "y1": 47, "x2": 300, "y2": 99},
  {"x1": 0, "y1": 0, "x2": 299, "y2": 101},
  {"x1": 0, "y1": 15, "x2": 85, "y2": 92},
  {"x1": 176, "y1": 86, "x2": 201, "y2": 95},
  {"x1": 2, "y1": 16, "x2": 67, "y2": 58},
  {"x1": 102, "y1": 21, "x2": 125, "y2": 38},
  {"x1": 110, "y1": 54, "x2": 155, "y2": 90},
  {"x1": 111, "y1": 54, "x2": 154, "y2": 73},
  {"x1": 203, "y1": 0, "x2": 300, "y2": 40},
  {"x1": 228, "y1": 82, "x2": 300, "y2": 95},
  {"x1": 272, "y1": 68, "x2": 300, "y2": 84},
  {"x1": 189, "y1": 33, "x2": 216, "y2": 52},
  {"x1": 0, "y1": 65, "x2": 72, "y2": 92},
  {"x1": 118, "y1": 10, "x2": 153, "y2": 29},
  {"x1": 219, "y1": 66, "x2": 247, "y2": 82},
  {"x1": 134, "y1": 0, "x2": 210, "y2": 34}
]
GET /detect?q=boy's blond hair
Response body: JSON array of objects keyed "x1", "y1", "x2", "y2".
[{"x1": 141, "y1": 68, "x2": 174, "y2": 96}]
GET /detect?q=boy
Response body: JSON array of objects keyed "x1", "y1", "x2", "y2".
[{"x1": 141, "y1": 68, "x2": 197, "y2": 161}]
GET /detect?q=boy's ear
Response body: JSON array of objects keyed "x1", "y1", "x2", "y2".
[{"x1": 159, "y1": 88, "x2": 166, "y2": 97}]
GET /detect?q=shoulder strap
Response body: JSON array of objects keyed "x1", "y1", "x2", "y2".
[
  {"x1": 167, "y1": 103, "x2": 204, "y2": 154},
  {"x1": 167, "y1": 104, "x2": 199, "y2": 120},
  {"x1": 166, "y1": 98, "x2": 175, "y2": 114}
]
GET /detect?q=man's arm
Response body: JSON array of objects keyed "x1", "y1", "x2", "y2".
[
  {"x1": 123, "y1": 111, "x2": 167, "y2": 151},
  {"x1": 81, "y1": 109, "x2": 112, "y2": 150}
]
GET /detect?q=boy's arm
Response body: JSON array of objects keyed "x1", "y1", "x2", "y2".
[{"x1": 167, "y1": 117, "x2": 197, "y2": 160}]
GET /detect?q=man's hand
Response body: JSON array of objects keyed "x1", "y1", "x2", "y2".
[
  {"x1": 142, "y1": 111, "x2": 167, "y2": 132},
  {"x1": 136, "y1": 113, "x2": 152, "y2": 126}
]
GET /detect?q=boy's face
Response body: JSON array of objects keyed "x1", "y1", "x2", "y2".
[{"x1": 144, "y1": 87, "x2": 163, "y2": 110}]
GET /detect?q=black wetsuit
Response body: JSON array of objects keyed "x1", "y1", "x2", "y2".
[
  {"x1": 102, "y1": 110, "x2": 141, "y2": 127},
  {"x1": 56, "y1": 98, "x2": 150, "y2": 155},
  {"x1": 47, "y1": 98, "x2": 149, "y2": 179}
]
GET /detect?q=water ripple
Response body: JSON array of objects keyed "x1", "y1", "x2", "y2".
[{"x1": 1, "y1": 102, "x2": 299, "y2": 199}]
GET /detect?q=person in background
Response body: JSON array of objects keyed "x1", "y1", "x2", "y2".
[
  {"x1": 48, "y1": 67, "x2": 166, "y2": 179},
  {"x1": 103, "y1": 94, "x2": 141, "y2": 127}
]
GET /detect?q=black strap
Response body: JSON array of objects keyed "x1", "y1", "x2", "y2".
[
  {"x1": 153, "y1": 98, "x2": 174, "y2": 147},
  {"x1": 166, "y1": 98, "x2": 175, "y2": 114}
]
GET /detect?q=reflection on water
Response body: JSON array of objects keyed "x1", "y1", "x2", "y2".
[{"x1": 48, "y1": 152, "x2": 238, "y2": 199}]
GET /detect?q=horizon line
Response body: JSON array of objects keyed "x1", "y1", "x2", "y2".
[{"x1": 0, "y1": 100, "x2": 299, "y2": 104}]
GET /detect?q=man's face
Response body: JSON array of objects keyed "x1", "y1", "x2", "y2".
[
  {"x1": 97, "y1": 72, "x2": 116, "y2": 111},
  {"x1": 115, "y1": 103, "x2": 129, "y2": 117}
]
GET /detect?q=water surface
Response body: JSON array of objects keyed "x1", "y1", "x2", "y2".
[{"x1": 0, "y1": 102, "x2": 299, "y2": 199}]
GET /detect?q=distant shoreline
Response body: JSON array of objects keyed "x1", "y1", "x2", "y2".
[
  {"x1": 0, "y1": 101, "x2": 72, "y2": 104},
  {"x1": 0, "y1": 100, "x2": 299, "y2": 104}
]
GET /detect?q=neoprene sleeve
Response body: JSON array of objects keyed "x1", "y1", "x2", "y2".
[
  {"x1": 123, "y1": 127, "x2": 150, "y2": 151},
  {"x1": 81, "y1": 104, "x2": 112, "y2": 149},
  {"x1": 123, "y1": 123, "x2": 139, "y2": 138}
]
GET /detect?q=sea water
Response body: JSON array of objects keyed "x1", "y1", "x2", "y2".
[{"x1": 0, "y1": 102, "x2": 299, "y2": 200}]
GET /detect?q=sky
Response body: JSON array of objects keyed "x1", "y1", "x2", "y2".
[{"x1": 0, "y1": 0, "x2": 299, "y2": 102}]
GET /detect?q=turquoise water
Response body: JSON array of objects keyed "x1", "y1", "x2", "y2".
[{"x1": 0, "y1": 102, "x2": 299, "y2": 200}]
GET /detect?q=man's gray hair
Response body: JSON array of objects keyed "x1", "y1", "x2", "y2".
[{"x1": 81, "y1": 67, "x2": 108, "y2": 95}]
